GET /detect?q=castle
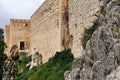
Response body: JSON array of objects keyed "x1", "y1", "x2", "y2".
[{"x1": 5, "y1": 0, "x2": 102, "y2": 63}]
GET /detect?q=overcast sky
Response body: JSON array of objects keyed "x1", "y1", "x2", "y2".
[{"x1": 0, "y1": 0, "x2": 45, "y2": 28}]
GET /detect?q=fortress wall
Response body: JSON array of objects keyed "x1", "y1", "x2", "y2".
[
  {"x1": 5, "y1": 25, "x2": 10, "y2": 56},
  {"x1": 4, "y1": 0, "x2": 103, "y2": 61},
  {"x1": 9, "y1": 19, "x2": 31, "y2": 52},
  {"x1": 61, "y1": 0, "x2": 70, "y2": 50},
  {"x1": 31, "y1": 0, "x2": 62, "y2": 62},
  {"x1": 69, "y1": 0, "x2": 102, "y2": 58}
]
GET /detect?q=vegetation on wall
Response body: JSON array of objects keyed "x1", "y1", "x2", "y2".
[
  {"x1": 16, "y1": 52, "x2": 31, "y2": 75},
  {"x1": 0, "y1": 28, "x2": 7, "y2": 79},
  {"x1": 8, "y1": 52, "x2": 31, "y2": 79},
  {"x1": 100, "y1": 6, "x2": 107, "y2": 17},
  {"x1": 82, "y1": 20, "x2": 99, "y2": 49},
  {"x1": 115, "y1": 26, "x2": 120, "y2": 39},
  {"x1": 15, "y1": 49, "x2": 74, "y2": 80}
]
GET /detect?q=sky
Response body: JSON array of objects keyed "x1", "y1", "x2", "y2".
[{"x1": 0, "y1": 0, "x2": 45, "y2": 28}]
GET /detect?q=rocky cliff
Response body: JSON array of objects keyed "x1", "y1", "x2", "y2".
[{"x1": 64, "y1": 0, "x2": 120, "y2": 80}]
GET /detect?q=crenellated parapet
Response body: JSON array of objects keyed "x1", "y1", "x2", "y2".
[
  {"x1": 5, "y1": 18, "x2": 31, "y2": 56},
  {"x1": 5, "y1": 25, "x2": 10, "y2": 27},
  {"x1": 10, "y1": 19, "x2": 30, "y2": 27},
  {"x1": 10, "y1": 19, "x2": 30, "y2": 23}
]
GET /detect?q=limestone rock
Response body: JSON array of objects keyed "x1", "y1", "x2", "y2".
[
  {"x1": 28, "y1": 49, "x2": 42, "y2": 70},
  {"x1": 64, "y1": 0, "x2": 120, "y2": 80},
  {"x1": 106, "y1": 66, "x2": 120, "y2": 80},
  {"x1": 3, "y1": 59, "x2": 16, "y2": 80}
]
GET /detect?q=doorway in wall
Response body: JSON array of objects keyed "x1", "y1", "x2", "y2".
[{"x1": 20, "y1": 41, "x2": 25, "y2": 50}]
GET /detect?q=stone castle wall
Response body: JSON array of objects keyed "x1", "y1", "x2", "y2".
[
  {"x1": 5, "y1": 19, "x2": 31, "y2": 55},
  {"x1": 31, "y1": 0, "x2": 62, "y2": 62},
  {"x1": 5, "y1": 0, "x2": 102, "y2": 62},
  {"x1": 5, "y1": 25, "x2": 10, "y2": 56},
  {"x1": 69, "y1": 0, "x2": 102, "y2": 58}
]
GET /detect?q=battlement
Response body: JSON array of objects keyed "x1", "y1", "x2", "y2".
[
  {"x1": 10, "y1": 19, "x2": 30, "y2": 23},
  {"x1": 10, "y1": 19, "x2": 30, "y2": 27},
  {"x1": 5, "y1": 25, "x2": 10, "y2": 27}
]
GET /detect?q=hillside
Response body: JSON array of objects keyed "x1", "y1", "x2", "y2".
[{"x1": 15, "y1": 49, "x2": 74, "y2": 80}]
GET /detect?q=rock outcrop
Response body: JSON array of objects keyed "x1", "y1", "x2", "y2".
[
  {"x1": 2, "y1": 45, "x2": 19, "y2": 80},
  {"x1": 3, "y1": 58, "x2": 17, "y2": 80},
  {"x1": 64, "y1": 0, "x2": 120, "y2": 80},
  {"x1": 27, "y1": 49, "x2": 42, "y2": 70},
  {"x1": 106, "y1": 66, "x2": 120, "y2": 80}
]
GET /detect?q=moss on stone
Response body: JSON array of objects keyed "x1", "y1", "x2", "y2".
[
  {"x1": 115, "y1": 27, "x2": 120, "y2": 39},
  {"x1": 100, "y1": 6, "x2": 107, "y2": 17},
  {"x1": 82, "y1": 19, "x2": 99, "y2": 49}
]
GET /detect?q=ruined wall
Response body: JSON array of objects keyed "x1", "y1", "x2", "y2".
[
  {"x1": 31, "y1": 0, "x2": 62, "y2": 62},
  {"x1": 5, "y1": 19, "x2": 31, "y2": 55},
  {"x1": 69, "y1": 0, "x2": 102, "y2": 58}
]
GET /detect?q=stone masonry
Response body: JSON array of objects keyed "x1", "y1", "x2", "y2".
[
  {"x1": 5, "y1": 19, "x2": 31, "y2": 56},
  {"x1": 31, "y1": 0, "x2": 61, "y2": 62},
  {"x1": 5, "y1": 25, "x2": 10, "y2": 56},
  {"x1": 5, "y1": 0, "x2": 102, "y2": 63},
  {"x1": 31, "y1": 0, "x2": 69, "y2": 62},
  {"x1": 69, "y1": 0, "x2": 102, "y2": 58}
]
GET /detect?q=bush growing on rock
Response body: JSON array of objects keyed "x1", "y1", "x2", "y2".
[
  {"x1": 15, "y1": 49, "x2": 74, "y2": 80},
  {"x1": 82, "y1": 19, "x2": 99, "y2": 49}
]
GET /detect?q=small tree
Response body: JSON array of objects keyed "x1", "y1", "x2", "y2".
[{"x1": 0, "y1": 28, "x2": 7, "y2": 79}]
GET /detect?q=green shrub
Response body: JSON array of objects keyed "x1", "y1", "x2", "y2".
[
  {"x1": 49, "y1": 49, "x2": 73, "y2": 64},
  {"x1": 82, "y1": 19, "x2": 99, "y2": 49},
  {"x1": 15, "y1": 49, "x2": 74, "y2": 80},
  {"x1": 18, "y1": 52, "x2": 31, "y2": 64},
  {"x1": 0, "y1": 28, "x2": 7, "y2": 79},
  {"x1": 100, "y1": 6, "x2": 107, "y2": 17},
  {"x1": 15, "y1": 52, "x2": 31, "y2": 76}
]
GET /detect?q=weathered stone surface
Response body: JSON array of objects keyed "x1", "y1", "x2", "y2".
[
  {"x1": 69, "y1": 0, "x2": 102, "y2": 58},
  {"x1": 5, "y1": 19, "x2": 31, "y2": 56},
  {"x1": 106, "y1": 66, "x2": 120, "y2": 80},
  {"x1": 3, "y1": 46, "x2": 19, "y2": 80},
  {"x1": 27, "y1": 49, "x2": 42, "y2": 70},
  {"x1": 31, "y1": 0, "x2": 69, "y2": 63},
  {"x1": 64, "y1": 0, "x2": 120, "y2": 80},
  {"x1": 5, "y1": 0, "x2": 103, "y2": 63},
  {"x1": 3, "y1": 59, "x2": 15, "y2": 80},
  {"x1": 2, "y1": 58, "x2": 18, "y2": 80},
  {"x1": 5, "y1": 25, "x2": 10, "y2": 56}
]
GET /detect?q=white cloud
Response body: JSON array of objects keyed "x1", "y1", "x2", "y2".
[{"x1": 0, "y1": 0, "x2": 45, "y2": 28}]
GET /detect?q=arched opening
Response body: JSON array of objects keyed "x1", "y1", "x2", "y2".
[{"x1": 20, "y1": 41, "x2": 25, "y2": 50}]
